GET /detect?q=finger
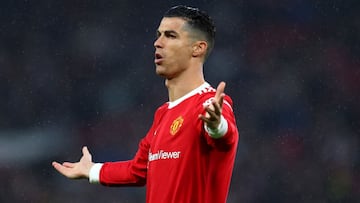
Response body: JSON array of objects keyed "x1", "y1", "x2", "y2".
[
  {"x1": 198, "y1": 114, "x2": 211, "y2": 123},
  {"x1": 52, "y1": 162, "x2": 71, "y2": 176},
  {"x1": 200, "y1": 105, "x2": 221, "y2": 121},
  {"x1": 214, "y1": 82, "x2": 226, "y2": 102},
  {"x1": 62, "y1": 162, "x2": 76, "y2": 168},
  {"x1": 212, "y1": 100, "x2": 222, "y2": 115},
  {"x1": 218, "y1": 93, "x2": 224, "y2": 109},
  {"x1": 53, "y1": 161, "x2": 82, "y2": 178},
  {"x1": 199, "y1": 113, "x2": 220, "y2": 129},
  {"x1": 82, "y1": 146, "x2": 92, "y2": 161},
  {"x1": 52, "y1": 161, "x2": 72, "y2": 169},
  {"x1": 82, "y1": 146, "x2": 90, "y2": 156},
  {"x1": 204, "y1": 106, "x2": 219, "y2": 120},
  {"x1": 52, "y1": 161, "x2": 61, "y2": 168}
]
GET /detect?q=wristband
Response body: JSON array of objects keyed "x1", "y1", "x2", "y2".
[
  {"x1": 89, "y1": 163, "x2": 103, "y2": 184},
  {"x1": 205, "y1": 115, "x2": 228, "y2": 138}
]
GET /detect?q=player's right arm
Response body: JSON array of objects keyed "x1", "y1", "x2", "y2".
[
  {"x1": 52, "y1": 106, "x2": 164, "y2": 186},
  {"x1": 89, "y1": 106, "x2": 166, "y2": 186},
  {"x1": 52, "y1": 136, "x2": 151, "y2": 186},
  {"x1": 92, "y1": 135, "x2": 151, "y2": 186}
]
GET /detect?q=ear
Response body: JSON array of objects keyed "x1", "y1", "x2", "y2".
[{"x1": 192, "y1": 41, "x2": 207, "y2": 58}]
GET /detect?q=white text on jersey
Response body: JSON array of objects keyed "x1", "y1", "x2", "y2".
[{"x1": 148, "y1": 150, "x2": 181, "y2": 162}]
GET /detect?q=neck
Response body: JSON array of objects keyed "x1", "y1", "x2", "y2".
[{"x1": 165, "y1": 66, "x2": 205, "y2": 102}]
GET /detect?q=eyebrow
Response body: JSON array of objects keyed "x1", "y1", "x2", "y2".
[{"x1": 157, "y1": 30, "x2": 179, "y2": 37}]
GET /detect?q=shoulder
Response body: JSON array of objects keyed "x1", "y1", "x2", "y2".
[
  {"x1": 198, "y1": 85, "x2": 216, "y2": 95},
  {"x1": 153, "y1": 102, "x2": 169, "y2": 119},
  {"x1": 192, "y1": 85, "x2": 218, "y2": 109}
]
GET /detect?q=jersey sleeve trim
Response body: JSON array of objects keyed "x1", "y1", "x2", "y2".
[
  {"x1": 205, "y1": 115, "x2": 228, "y2": 138},
  {"x1": 89, "y1": 163, "x2": 103, "y2": 184}
]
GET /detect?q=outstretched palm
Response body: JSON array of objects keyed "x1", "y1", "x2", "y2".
[
  {"x1": 52, "y1": 146, "x2": 94, "y2": 179},
  {"x1": 199, "y1": 81, "x2": 226, "y2": 129}
]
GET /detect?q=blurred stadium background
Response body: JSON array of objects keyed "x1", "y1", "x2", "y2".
[{"x1": 0, "y1": 0, "x2": 359, "y2": 202}]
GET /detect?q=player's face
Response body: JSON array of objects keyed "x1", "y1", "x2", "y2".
[{"x1": 154, "y1": 17, "x2": 194, "y2": 79}]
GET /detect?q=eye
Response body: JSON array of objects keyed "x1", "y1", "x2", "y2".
[
  {"x1": 155, "y1": 32, "x2": 161, "y2": 39},
  {"x1": 164, "y1": 31, "x2": 177, "y2": 39}
]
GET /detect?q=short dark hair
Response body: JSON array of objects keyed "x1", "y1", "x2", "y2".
[{"x1": 163, "y1": 5, "x2": 216, "y2": 59}]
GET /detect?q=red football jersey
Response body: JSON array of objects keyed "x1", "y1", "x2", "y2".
[{"x1": 98, "y1": 83, "x2": 239, "y2": 203}]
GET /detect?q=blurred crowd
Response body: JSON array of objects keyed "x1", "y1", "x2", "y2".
[{"x1": 0, "y1": 0, "x2": 359, "y2": 202}]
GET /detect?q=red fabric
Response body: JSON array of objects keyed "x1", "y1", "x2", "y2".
[{"x1": 99, "y1": 84, "x2": 239, "y2": 203}]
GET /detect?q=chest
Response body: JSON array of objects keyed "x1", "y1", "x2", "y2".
[{"x1": 150, "y1": 105, "x2": 202, "y2": 152}]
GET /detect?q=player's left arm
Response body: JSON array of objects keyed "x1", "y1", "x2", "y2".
[{"x1": 199, "y1": 81, "x2": 238, "y2": 147}]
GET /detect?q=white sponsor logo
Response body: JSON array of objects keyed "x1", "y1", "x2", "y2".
[{"x1": 148, "y1": 150, "x2": 181, "y2": 162}]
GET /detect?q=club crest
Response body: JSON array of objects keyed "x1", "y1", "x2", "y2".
[{"x1": 170, "y1": 116, "x2": 184, "y2": 136}]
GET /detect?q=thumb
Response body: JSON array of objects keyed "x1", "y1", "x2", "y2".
[{"x1": 82, "y1": 146, "x2": 92, "y2": 161}]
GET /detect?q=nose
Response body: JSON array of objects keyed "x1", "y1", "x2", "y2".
[{"x1": 154, "y1": 36, "x2": 163, "y2": 48}]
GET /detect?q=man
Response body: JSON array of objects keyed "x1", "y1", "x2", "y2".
[{"x1": 52, "y1": 5, "x2": 239, "y2": 203}]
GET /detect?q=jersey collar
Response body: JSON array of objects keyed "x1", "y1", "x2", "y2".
[{"x1": 167, "y1": 82, "x2": 210, "y2": 109}]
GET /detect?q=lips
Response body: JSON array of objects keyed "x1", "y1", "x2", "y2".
[{"x1": 154, "y1": 53, "x2": 163, "y2": 64}]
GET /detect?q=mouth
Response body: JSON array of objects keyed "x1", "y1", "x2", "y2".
[{"x1": 154, "y1": 53, "x2": 163, "y2": 64}]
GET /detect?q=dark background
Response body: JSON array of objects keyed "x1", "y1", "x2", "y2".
[{"x1": 0, "y1": 0, "x2": 359, "y2": 202}]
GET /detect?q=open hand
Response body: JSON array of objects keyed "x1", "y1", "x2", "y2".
[
  {"x1": 52, "y1": 146, "x2": 94, "y2": 179},
  {"x1": 199, "y1": 81, "x2": 226, "y2": 129}
]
